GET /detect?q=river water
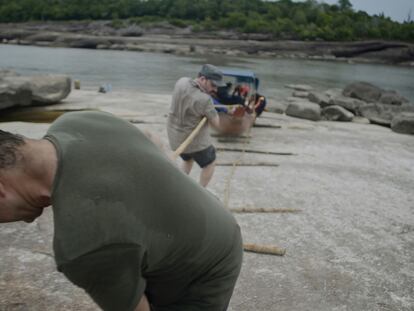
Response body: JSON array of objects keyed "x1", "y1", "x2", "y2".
[{"x1": 1, "y1": 44, "x2": 413, "y2": 102}]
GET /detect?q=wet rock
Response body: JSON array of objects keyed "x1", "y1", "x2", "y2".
[
  {"x1": 391, "y1": 112, "x2": 414, "y2": 135},
  {"x1": 352, "y1": 116, "x2": 371, "y2": 124},
  {"x1": 285, "y1": 84, "x2": 313, "y2": 92},
  {"x1": 292, "y1": 91, "x2": 309, "y2": 98},
  {"x1": 0, "y1": 80, "x2": 32, "y2": 110},
  {"x1": 379, "y1": 91, "x2": 409, "y2": 106},
  {"x1": 343, "y1": 81, "x2": 382, "y2": 103},
  {"x1": 117, "y1": 25, "x2": 143, "y2": 37},
  {"x1": 324, "y1": 88, "x2": 343, "y2": 99},
  {"x1": 359, "y1": 103, "x2": 414, "y2": 127},
  {"x1": 329, "y1": 96, "x2": 366, "y2": 115},
  {"x1": 308, "y1": 91, "x2": 330, "y2": 107},
  {"x1": 322, "y1": 105, "x2": 354, "y2": 121},
  {"x1": 1, "y1": 74, "x2": 71, "y2": 105},
  {"x1": 267, "y1": 102, "x2": 288, "y2": 114},
  {"x1": 29, "y1": 75, "x2": 71, "y2": 104},
  {"x1": 286, "y1": 101, "x2": 321, "y2": 121}
]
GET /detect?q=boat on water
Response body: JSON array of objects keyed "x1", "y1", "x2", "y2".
[{"x1": 213, "y1": 68, "x2": 267, "y2": 136}]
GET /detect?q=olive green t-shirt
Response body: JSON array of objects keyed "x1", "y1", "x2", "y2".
[{"x1": 45, "y1": 111, "x2": 240, "y2": 311}]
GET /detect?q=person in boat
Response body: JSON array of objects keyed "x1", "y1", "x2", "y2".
[
  {"x1": 0, "y1": 111, "x2": 243, "y2": 311},
  {"x1": 167, "y1": 64, "x2": 226, "y2": 187},
  {"x1": 215, "y1": 82, "x2": 245, "y2": 106}
]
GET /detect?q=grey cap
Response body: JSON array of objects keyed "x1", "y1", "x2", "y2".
[{"x1": 199, "y1": 64, "x2": 226, "y2": 87}]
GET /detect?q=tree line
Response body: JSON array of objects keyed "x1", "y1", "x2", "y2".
[{"x1": 0, "y1": 0, "x2": 413, "y2": 42}]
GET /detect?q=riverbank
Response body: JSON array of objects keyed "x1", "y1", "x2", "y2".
[
  {"x1": 1, "y1": 21, "x2": 414, "y2": 66},
  {"x1": 0, "y1": 89, "x2": 413, "y2": 310}
]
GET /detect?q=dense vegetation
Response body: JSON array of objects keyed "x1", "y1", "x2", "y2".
[{"x1": 0, "y1": 0, "x2": 413, "y2": 41}]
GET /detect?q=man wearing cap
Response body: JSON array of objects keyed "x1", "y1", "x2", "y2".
[{"x1": 167, "y1": 64, "x2": 226, "y2": 187}]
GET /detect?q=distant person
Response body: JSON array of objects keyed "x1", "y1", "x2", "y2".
[
  {"x1": 167, "y1": 64, "x2": 227, "y2": 187},
  {"x1": 0, "y1": 111, "x2": 243, "y2": 311},
  {"x1": 215, "y1": 82, "x2": 244, "y2": 106}
]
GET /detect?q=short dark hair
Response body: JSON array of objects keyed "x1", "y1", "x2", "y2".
[{"x1": 0, "y1": 130, "x2": 25, "y2": 169}]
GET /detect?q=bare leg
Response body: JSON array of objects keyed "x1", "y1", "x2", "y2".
[
  {"x1": 182, "y1": 159, "x2": 194, "y2": 174},
  {"x1": 200, "y1": 160, "x2": 216, "y2": 187}
]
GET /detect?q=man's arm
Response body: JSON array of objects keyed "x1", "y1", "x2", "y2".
[{"x1": 208, "y1": 114, "x2": 220, "y2": 131}]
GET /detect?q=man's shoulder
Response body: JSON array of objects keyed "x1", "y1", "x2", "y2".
[{"x1": 175, "y1": 77, "x2": 192, "y2": 88}]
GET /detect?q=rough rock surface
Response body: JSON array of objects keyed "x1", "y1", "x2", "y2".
[
  {"x1": 391, "y1": 112, "x2": 414, "y2": 134},
  {"x1": 343, "y1": 81, "x2": 383, "y2": 103},
  {"x1": 322, "y1": 105, "x2": 354, "y2": 121},
  {"x1": 329, "y1": 96, "x2": 366, "y2": 115},
  {"x1": 0, "y1": 79, "x2": 32, "y2": 110},
  {"x1": 0, "y1": 90, "x2": 413, "y2": 311},
  {"x1": 286, "y1": 101, "x2": 321, "y2": 121},
  {"x1": 379, "y1": 91, "x2": 409, "y2": 106},
  {"x1": 0, "y1": 73, "x2": 71, "y2": 108},
  {"x1": 308, "y1": 91, "x2": 330, "y2": 107},
  {"x1": 359, "y1": 103, "x2": 414, "y2": 126}
]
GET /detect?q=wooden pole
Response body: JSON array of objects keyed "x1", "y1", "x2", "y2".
[
  {"x1": 172, "y1": 117, "x2": 207, "y2": 160},
  {"x1": 243, "y1": 243, "x2": 286, "y2": 256},
  {"x1": 230, "y1": 207, "x2": 300, "y2": 213},
  {"x1": 216, "y1": 147, "x2": 295, "y2": 156},
  {"x1": 217, "y1": 162, "x2": 279, "y2": 167}
]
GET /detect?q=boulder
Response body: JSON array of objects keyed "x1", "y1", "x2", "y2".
[
  {"x1": 292, "y1": 90, "x2": 309, "y2": 98},
  {"x1": 117, "y1": 25, "x2": 144, "y2": 37},
  {"x1": 308, "y1": 91, "x2": 330, "y2": 107},
  {"x1": 391, "y1": 113, "x2": 414, "y2": 135},
  {"x1": 359, "y1": 103, "x2": 414, "y2": 127},
  {"x1": 0, "y1": 80, "x2": 32, "y2": 110},
  {"x1": 343, "y1": 81, "x2": 382, "y2": 103},
  {"x1": 329, "y1": 96, "x2": 366, "y2": 115},
  {"x1": 285, "y1": 84, "x2": 313, "y2": 92},
  {"x1": 286, "y1": 101, "x2": 321, "y2": 121},
  {"x1": 325, "y1": 88, "x2": 343, "y2": 99},
  {"x1": 352, "y1": 116, "x2": 371, "y2": 124},
  {"x1": 29, "y1": 75, "x2": 71, "y2": 104},
  {"x1": 379, "y1": 91, "x2": 409, "y2": 106},
  {"x1": 266, "y1": 101, "x2": 288, "y2": 114},
  {"x1": 322, "y1": 105, "x2": 354, "y2": 121},
  {"x1": 1, "y1": 74, "x2": 71, "y2": 105}
]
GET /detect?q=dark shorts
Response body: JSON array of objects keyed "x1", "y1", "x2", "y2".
[{"x1": 180, "y1": 145, "x2": 216, "y2": 168}]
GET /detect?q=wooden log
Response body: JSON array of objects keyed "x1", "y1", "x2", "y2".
[
  {"x1": 216, "y1": 138, "x2": 250, "y2": 144},
  {"x1": 253, "y1": 123, "x2": 282, "y2": 129},
  {"x1": 217, "y1": 162, "x2": 279, "y2": 167},
  {"x1": 243, "y1": 243, "x2": 286, "y2": 256},
  {"x1": 211, "y1": 133, "x2": 252, "y2": 138},
  {"x1": 216, "y1": 147, "x2": 295, "y2": 156},
  {"x1": 230, "y1": 207, "x2": 300, "y2": 213}
]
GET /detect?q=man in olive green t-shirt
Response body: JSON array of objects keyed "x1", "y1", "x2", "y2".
[{"x1": 0, "y1": 111, "x2": 243, "y2": 311}]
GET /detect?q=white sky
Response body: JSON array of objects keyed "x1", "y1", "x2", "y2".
[{"x1": 294, "y1": 0, "x2": 414, "y2": 22}]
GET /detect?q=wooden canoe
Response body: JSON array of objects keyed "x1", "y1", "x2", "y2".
[{"x1": 216, "y1": 107, "x2": 256, "y2": 136}]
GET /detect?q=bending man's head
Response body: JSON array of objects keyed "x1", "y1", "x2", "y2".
[
  {"x1": 0, "y1": 130, "x2": 48, "y2": 223},
  {"x1": 0, "y1": 130, "x2": 25, "y2": 170}
]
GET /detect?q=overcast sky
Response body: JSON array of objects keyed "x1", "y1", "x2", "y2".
[{"x1": 294, "y1": 0, "x2": 414, "y2": 23}]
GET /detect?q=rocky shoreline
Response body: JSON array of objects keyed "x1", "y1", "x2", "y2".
[
  {"x1": 1, "y1": 68, "x2": 413, "y2": 135},
  {"x1": 1, "y1": 21, "x2": 414, "y2": 66}
]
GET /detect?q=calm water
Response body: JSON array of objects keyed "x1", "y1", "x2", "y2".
[{"x1": 1, "y1": 44, "x2": 413, "y2": 102}]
